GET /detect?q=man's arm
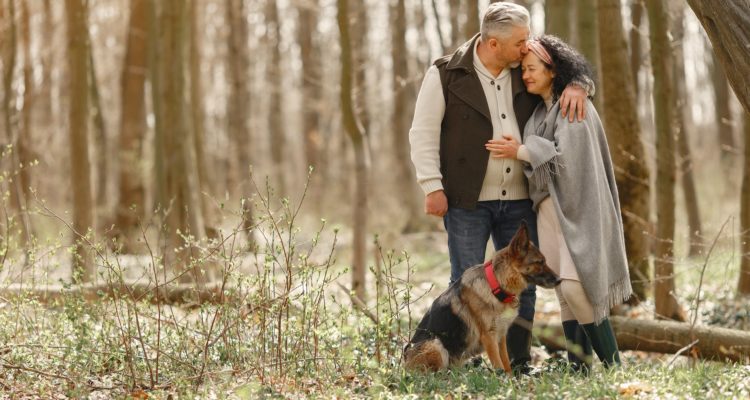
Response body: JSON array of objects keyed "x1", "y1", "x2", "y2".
[
  {"x1": 560, "y1": 75, "x2": 596, "y2": 122},
  {"x1": 409, "y1": 66, "x2": 447, "y2": 216}
]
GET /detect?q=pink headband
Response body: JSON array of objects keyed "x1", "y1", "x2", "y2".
[{"x1": 527, "y1": 39, "x2": 553, "y2": 66}]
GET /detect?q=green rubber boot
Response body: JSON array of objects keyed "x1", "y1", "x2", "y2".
[
  {"x1": 562, "y1": 319, "x2": 593, "y2": 373},
  {"x1": 581, "y1": 318, "x2": 621, "y2": 367}
]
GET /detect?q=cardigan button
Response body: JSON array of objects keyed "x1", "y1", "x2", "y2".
[
  {"x1": 506, "y1": 167, "x2": 511, "y2": 173},
  {"x1": 501, "y1": 113, "x2": 506, "y2": 119},
  {"x1": 502, "y1": 190, "x2": 507, "y2": 196},
  {"x1": 463, "y1": 113, "x2": 469, "y2": 120},
  {"x1": 459, "y1": 157, "x2": 466, "y2": 164}
]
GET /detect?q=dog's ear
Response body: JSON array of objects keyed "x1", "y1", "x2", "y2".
[{"x1": 509, "y1": 222, "x2": 530, "y2": 257}]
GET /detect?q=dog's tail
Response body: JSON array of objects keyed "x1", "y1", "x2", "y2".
[{"x1": 402, "y1": 339, "x2": 449, "y2": 372}]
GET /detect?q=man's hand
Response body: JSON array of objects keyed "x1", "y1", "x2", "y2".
[
  {"x1": 485, "y1": 136, "x2": 520, "y2": 159},
  {"x1": 425, "y1": 190, "x2": 448, "y2": 217},
  {"x1": 559, "y1": 84, "x2": 587, "y2": 122}
]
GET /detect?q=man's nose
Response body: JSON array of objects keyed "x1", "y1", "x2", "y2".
[{"x1": 521, "y1": 42, "x2": 529, "y2": 55}]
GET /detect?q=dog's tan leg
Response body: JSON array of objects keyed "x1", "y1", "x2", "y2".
[
  {"x1": 480, "y1": 333, "x2": 504, "y2": 370},
  {"x1": 499, "y1": 335, "x2": 512, "y2": 374}
]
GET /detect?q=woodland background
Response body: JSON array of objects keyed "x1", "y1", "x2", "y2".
[{"x1": 0, "y1": 0, "x2": 749, "y2": 396}]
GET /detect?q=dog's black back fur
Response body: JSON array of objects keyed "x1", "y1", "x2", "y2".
[{"x1": 407, "y1": 284, "x2": 468, "y2": 358}]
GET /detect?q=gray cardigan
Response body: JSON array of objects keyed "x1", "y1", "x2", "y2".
[{"x1": 522, "y1": 100, "x2": 632, "y2": 323}]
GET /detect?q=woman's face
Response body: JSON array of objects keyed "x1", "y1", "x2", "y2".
[{"x1": 522, "y1": 52, "x2": 555, "y2": 97}]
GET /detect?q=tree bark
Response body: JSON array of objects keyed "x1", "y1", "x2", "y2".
[
  {"x1": 351, "y1": 0, "x2": 370, "y2": 142},
  {"x1": 159, "y1": 0, "x2": 210, "y2": 284},
  {"x1": 16, "y1": 0, "x2": 34, "y2": 246},
  {"x1": 464, "y1": 0, "x2": 480, "y2": 40},
  {"x1": 629, "y1": 0, "x2": 644, "y2": 96},
  {"x1": 448, "y1": 0, "x2": 460, "y2": 50},
  {"x1": 88, "y1": 34, "x2": 109, "y2": 216},
  {"x1": 545, "y1": 0, "x2": 571, "y2": 42},
  {"x1": 686, "y1": 0, "x2": 750, "y2": 114},
  {"x1": 338, "y1": 0, "x2": 369, "y2": 302},
  {"x1": 391, "y1": 0, "x2": 426, "y2": 233},
  {"x1": 189, "y1": 0, "x2": 214, "y2": 237},
  {"x1": 116, "y1": 0, "x2": 148, "y2": 253},
  {"x1": 226, "y1": 0, "x2": 255, "y2": 247},
  {"x1": 266, "y1": 0, "x2": 286, "y2": 197},
  {"x1": 739, "y1": 112, "x2": 750, "y2": 295},
  {"x1": 66, "y1": 0, "x2": 96, "y2": 283},
  {"x1": 297, "y1": 0, "x2": 321, "y2": 175},
  {"x1": 575, "y1": 0, "x2": 600, "y2": 110},
  {"x1": 709, "y1": 52, "x2": 736, "y2": 165},
  {"x1": 647, "y1": 0, "x2": 686, "y2": 322},
  {"x1": 536, "y1": 316, "x2": 750, "y2": 363},
  {"x1": 671, "y1": 3, "x2": 703, "y2": 258},
  {"x1": 597, "y1": 0, "x2": 651, "y2": 304},
  {"x1": 429, "y1": 0, "x2": 446, "y2": 54}
]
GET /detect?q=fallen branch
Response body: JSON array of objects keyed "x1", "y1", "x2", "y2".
[{"x1": 534, "y1": 316, "x2": 750, "y2": 363}]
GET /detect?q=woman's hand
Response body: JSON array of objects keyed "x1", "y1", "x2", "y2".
[{"x1": 485, "y1": 136, "x2": 520, "y2": 159}]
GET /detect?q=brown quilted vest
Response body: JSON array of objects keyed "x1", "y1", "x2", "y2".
[{"x1": 435, "y1": 34, "x2": 541, "y2": 209}]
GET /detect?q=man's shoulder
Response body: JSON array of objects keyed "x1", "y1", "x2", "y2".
[{"x1": 433, "y1": 54, "x2": 451, "y2": 68}]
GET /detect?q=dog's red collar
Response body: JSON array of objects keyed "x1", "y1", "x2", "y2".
[{"x1": 484, "y1": 261, "x2": 516, "y2": 304}]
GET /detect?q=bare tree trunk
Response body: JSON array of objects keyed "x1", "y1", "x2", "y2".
[
  {"x1": 545, "y1": 0, "x2": 571, "y2": 42},
  {"x1": 65, "y1": 0, "x2": 96, "y2": 283},
  {"x1": 148, "y1": 0, "x2": 168, "y2": 215},
  {"x1": 647, "y1": 0, "x2": 686, "y2": 321},
  {"x1": 87, "y1": 36, "x2": 108, "y2": 218},
  {"x1": 16, "y1": 0, "x2": 34, "y2": 246},
  {"x1": 391, "y1": 0, "x2": 426, "y2": 232},
  {"x1": 2, "y1": 0, "x2": 17, "y2": 147},
  {"x1": 575, "y1": 0, "x2": 600, "y2": 110},
  {"x1": 189, "y1": 0, "x2": 214, "y2": 237},
  {"x1": 686, "y1": 0, "x2": 750, "y2": 114},
  {"x1": 160, "y1": 0, "x2": 210, "y2": 284},
  {"x1": 338, "y1": 0, "x2": 369, "y2": 302},
  {"x1": 40, "y1": 0, "x2": 54, "y2": 127},
  {"x1": 671, "y1": 3, "x2": 703, "y2": 258},
  {"x1": 429, "y1": 0, "x2": 447, "y2": 54},
  {"x1": 629, "y1": 0, "x2": 644, "y2": 96},
  {"x1": 116, "y1": 0, "x2": 148, "y2": 253},
  {"x1": 226, "y1": 0, "x2": 255, "y2": 247},
  {"x1": 351, "y1": 0, "x2": 370, "y2": 141},
  {"x1": 464, "y1": 0, "x2": 479, "y2": 39},
  {"x1": 710, "y1": 52, "x2": 736, "y2": 165},
  {"x1": 297, "y1": 0, "x2": 322, "y2": 210},
  {"x1": 739, "y1": 112, "x2": 750, "y2": 295},
  {"x1": 448, "y1": 0, "x2": 460, "y2": 50},
  {"x1": 266, "y1": 0, "x2": 286, "y2": 198},
  {"x1": 597, "y1": 0, "x2": 651, "y2": 304}
]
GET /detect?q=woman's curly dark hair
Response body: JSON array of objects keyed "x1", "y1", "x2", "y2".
[{"x1": 535, "y1": 35, "x2": 594, "y2": 101}]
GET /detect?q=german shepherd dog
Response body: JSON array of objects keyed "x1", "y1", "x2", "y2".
[{"x1": 403, "y1": 223, "x2": 559, "y2": 373}]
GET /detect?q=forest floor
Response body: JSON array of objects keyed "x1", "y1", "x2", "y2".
[{"x1": 1, "y1": 211, "x2": 749, "y2": 398}]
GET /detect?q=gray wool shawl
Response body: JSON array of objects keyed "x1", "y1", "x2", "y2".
[{"x1": 522, "y1": 99, "x2": 632, "y2": 323}]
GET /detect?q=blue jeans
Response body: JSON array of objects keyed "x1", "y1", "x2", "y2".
[{"x1": 444, "y1": 199, "x2": 538, "y2": 321}]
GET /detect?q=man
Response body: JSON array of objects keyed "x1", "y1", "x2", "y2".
[{"x1": 409, "y1": 2, "x2": 591, "y2": 374}]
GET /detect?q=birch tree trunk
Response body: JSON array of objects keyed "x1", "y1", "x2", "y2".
[
  {"x1": 338, "y1": 0, "x2": 369, "y2": 302},
  {"x1": 597, "y1": 0, "x2": 651, "y2": 303},
  {"x1": 647, "y1": 0, "x2": 686, "y2": 321},
  {"x1": 66, "y1": 0, "x2": 96, "y2": 283},
  {"x1": 629, "y1": 0, "x2": 644, "y2": 96},
  {"x1": 116, "y1": 0, "x2": 148, "y2": 253},
  {"x1": 17, "y1": 0, "x2": 34, "y2": 246}
]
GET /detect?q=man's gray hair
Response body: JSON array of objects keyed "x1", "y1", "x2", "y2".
[{"x1": 480, "y1": 2, "x2": 530, "y2": 42}]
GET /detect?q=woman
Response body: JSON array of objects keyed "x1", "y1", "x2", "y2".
[{"x1": 485, "y1": 35, "x2": 631, "y2": 371}]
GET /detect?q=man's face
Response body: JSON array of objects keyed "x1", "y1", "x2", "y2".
[{"x1": 489, "y1": 25, "x2": 530, "y2": 67}]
